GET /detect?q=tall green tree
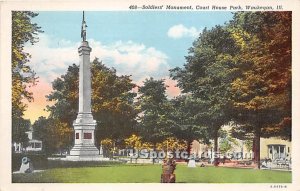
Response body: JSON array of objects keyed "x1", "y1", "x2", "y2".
[
  {"x1": 46, "y1": 63, "x2": 79, "y2": 127},
  {"x1": 46, "y1": 58, "x2": 138, "y2": 151},
  {"x1": 137, "y1": 77, "x2": 172, "y2": 145},
  {"x1": 91, "y1": 59, "x2": 138, "y2": 143},
  {"x1": 32, "y1": 116, "x2": 47, "y2": 141},
  {"x1": 12, "y1": 11, "x2": 42, "y2": 144},
  {"x1": 12, "y1": 118, "x2": 30, "y2": 149},
  {"x1": 170, "y1": 25, "x2": 238, "y2": 165},
  {"x1": 168, "y1": 95, "x2": 209, "y2": 154},
  {"x1": 228, "y1": 12, "x2": 291, "y2": 168}
]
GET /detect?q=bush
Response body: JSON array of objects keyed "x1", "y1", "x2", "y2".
[
  {"x1": 12, "y1": 152, "x2": 124, "y2": 172},
  {"x1": 46, "y1": 160, "x2": 124, "y2": 169}
]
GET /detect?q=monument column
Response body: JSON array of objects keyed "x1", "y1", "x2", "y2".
[{"x1": 68, "y1": 11, "x2": 100, "y2": 160}]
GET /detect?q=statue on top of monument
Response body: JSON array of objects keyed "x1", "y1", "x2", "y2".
[{"x1": 81, "y1": 11, "x2": 87, "y2": 41}]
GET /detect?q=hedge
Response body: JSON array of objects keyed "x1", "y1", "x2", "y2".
[{"x1": 12, "y1": 153, "x2": 124, "y2": 172}]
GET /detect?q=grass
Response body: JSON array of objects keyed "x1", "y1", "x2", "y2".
[{"x1": 12, "y1": 164, "x2": 291, "y2": 183}]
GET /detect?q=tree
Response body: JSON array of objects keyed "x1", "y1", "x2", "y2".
[
  {"x1": 168, "y1": 95, "x2": 209, "y2": 155},
  {"x1": 12, "y1": 11, "x2": 42, "y2": 144},
  {"x1": 46, "y1": 64, "x2": 79, "y2": 127},
  {"x1": 91, "y1": 59, "x2": 138, "y2": 142},
  {"x1": 229, "y1": 12, "x2": 291, "y2": 168},
  {"x1": 170, "y1": 25, "x2": 238, "y2": 166},
  {"x1": 137, "y1": 77, "x2": 173, "y2": 145},
  {"x1": 32, "y1": 116, "x2": 47, "y2": 141},
  {"x1": 33, "y1": 116, "x2": 72, "y2": 154},
  {"x1": 124, "y1": 134, "x2": 155, "y2": 150},
  {"x1": 46, "y1": 59, "x2": 138, "y2": 151},
  {"x1": 219, "y1": 139, "x2": 231, "y2": 155},
  {"x1": 12, "y1": 118, "x2": 30, "y2": 149},
  {"x1": 156, "y1": 137, "x2": 186, "y2": 153},
  {"x1": 124, "y1": 134, "x2": 143, "y2": 150},
  {"x1": 100, "y1": 138, "x2": 114, "y2": 158},
  {"x1": 219, "y1": 131, "x2": 239, "y2": 155}
]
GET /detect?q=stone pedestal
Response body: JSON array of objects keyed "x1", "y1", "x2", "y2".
[{"x1": 69, "y1": 113, "x2": 99, "y2": 157}]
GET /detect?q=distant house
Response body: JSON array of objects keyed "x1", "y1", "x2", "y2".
[
  {"x1": 260, "y1": 137, "x2": 291, "y2": 161},
  {"x1": 13, "y1": 126, "x2": 42, "y2": 153}
]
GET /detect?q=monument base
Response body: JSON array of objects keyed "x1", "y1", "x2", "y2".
[
  {"x1": 69, "y1": 143, "x2": 99, "y2": 156},
  {"x1": 65, "y1": 155, "x2": 110, "y2": 161},
  {"x1": 65, "y1": 143, "x2": 110, "y2": 161}
]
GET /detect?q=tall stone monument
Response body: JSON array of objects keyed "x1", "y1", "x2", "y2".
[{"x1": 67, "y1": 12, "x2": 100, "y2": 161}]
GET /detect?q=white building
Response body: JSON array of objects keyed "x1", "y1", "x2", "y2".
[{"x1": 13, "y1": 127, "x2": 42, "y2": 152}]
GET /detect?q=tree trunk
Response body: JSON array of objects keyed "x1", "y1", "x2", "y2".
[
  {"x1": 152, "y1": 145, "x2": 156, "y2": 164},
  {"x1": 213, "y1": 132, "x2": 219, "y2": 166},
  {"x1": 187, "y1": 140, "x2": 192, "y2": 156},
  {"x1": 253, "y1": 129, "x2": 261, "y2": 169}
]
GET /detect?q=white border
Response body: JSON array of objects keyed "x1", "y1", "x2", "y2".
[{"x1": 1, "y1": 1, "x2": 299, "y2": 191}]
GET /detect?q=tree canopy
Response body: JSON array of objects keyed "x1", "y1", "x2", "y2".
[
  {"x1": 169, "y1": 12, "x2": 291, "y2": 167},
  {"x1": 227, "y1": 12, "x2": 291, "y2": 168},
  {"x1": 12, "y1": 11, "x2": 42, "y2": 144},
  {"x1": 170, "y1": 25, "x2": 239, "y2": 165},
  {"x1": 137, "y1": 77, "x2": 172, "y2": 144}
]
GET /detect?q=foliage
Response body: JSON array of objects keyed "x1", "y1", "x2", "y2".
[
  {"x1": 155, "y1": 137, "x2": 186, "y2": 152},
  {"x1": 244, "y1": 139, "x2": 253, "y2": 152},
  {"x1": 168, "y1": 95, "x2": 209, "y2": 145},
  {"x1": 229, "y1": 12, "x2": 291, "y2": 139},
  {"x1": 219, "y1": 138, "x2": 232, "y2": 154},
  {"x1": 12, "y1": 118, "x2": 30, "y2": 148},
  {"x1": 33, "y1": 116, "x2": 73, "y2": 154},
  {"x1": 46, "y1": 64, "x2": 79, "y2": 126},
  {"x1": 91, "y1": 59, "x2": 138, "y2": 141},
  {"x1": 101, "y1": 138, "x2": 114, "y2": 151},
  {"x1": 170, "y1": 12, "x2": 291, "y2": 168},
  {"x1": 228, "y1": 12, "x2": 291, "y2": 168},
  {"x1": 219, "y1": 130, "x2": 240, "y2": 154},
  {"x1": 124, "y1": 134, "x2": 142, "y2": 149},
  {"x1": 141, "y1": 142, "x2": 154, "y2": 150},
  {"x1": 32, "y1": 116, "x2": 47, "y2": 140},
  {"x1": 137, "y1": 77, "x2": 173, "y2": 144},
  {"x1": 170, "y1": 25, "x2": 238, "y2": 165},
  {"x1": 12, "y1": 11, "x2": 42, "y2": 144},
  {"x1": 100, "y1": 138, "x2": 115, "y2": 157},
  {"x1": 124, "y1": 134, "x2": 154, "y2": 151}
]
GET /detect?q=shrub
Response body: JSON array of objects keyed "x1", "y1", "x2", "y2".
[
  {"x1": 12, "y1": 152, "x2": 124, "y2": 172},
  {"x1": 46, "y1": 160, "x2": 124, "y2": 169}
]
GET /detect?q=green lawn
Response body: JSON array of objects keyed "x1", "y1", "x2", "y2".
[{"x1": 12, "y1": 164, "x2": 291, "y2": 183}]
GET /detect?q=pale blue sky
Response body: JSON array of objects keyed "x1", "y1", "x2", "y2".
[{"x1": 32, "y1": 11, "x2": 233, "y2": 68}]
